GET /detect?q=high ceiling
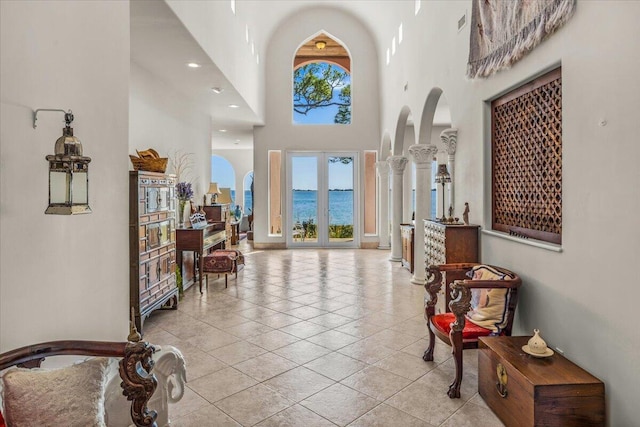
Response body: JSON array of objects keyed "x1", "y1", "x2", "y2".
[{"x1": 130, "y1": 1, "x2": 448, "y2": 150}]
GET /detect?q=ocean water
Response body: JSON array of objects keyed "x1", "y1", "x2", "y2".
[
  {"x1": 234, "y1": 189, "x2": 437, "y2": 221},
  {"x1": 291, "y1": 190, "x2": 353, "y2": 225}
]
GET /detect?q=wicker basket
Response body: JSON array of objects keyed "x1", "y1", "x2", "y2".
[{"x1": 129, "y1": 155, "x2": 168, "y2": 173}]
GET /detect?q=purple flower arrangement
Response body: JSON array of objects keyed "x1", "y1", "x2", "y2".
[{"x1": 176, "y1": 182, "x2": 193, "y2": 202}]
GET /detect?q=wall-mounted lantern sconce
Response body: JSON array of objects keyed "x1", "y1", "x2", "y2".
[{"x1": 34, "y1": 109, "x2": 92, "y2": 215}]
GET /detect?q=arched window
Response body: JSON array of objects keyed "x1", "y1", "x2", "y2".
[{"x1": 293, "y1": 32, "x2": 351, "y2": 125}]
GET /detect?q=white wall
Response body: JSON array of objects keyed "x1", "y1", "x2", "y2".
[
  {"x1": 130, "y1": 62, "x2": 211, "y2": 199},
  {"x1": 212, "y1": 148, "x2": 254, "y2": 209},
  {"x1": 379, "y1": 1, "x2": 640, "y2": 424},
  {"x1": 0, "y1": 1, "x2": 130, "y2": 350},
  {"x1": 254, "y1": 7, "x2": 381, "y2": 247},
  {"x1": 166, "y1": 0, "x2": 264, "y2": 122}
]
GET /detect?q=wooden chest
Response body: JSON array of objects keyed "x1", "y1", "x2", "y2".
[{"x1": 478, "y1": 336, "x2": 605, "y2": 427}]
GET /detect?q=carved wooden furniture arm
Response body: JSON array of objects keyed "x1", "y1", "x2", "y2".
[
  {"x1": 0, "y1": 340, "x2": 159, "y2": 427},
  {"x1": 452, "y1": 277, "x2": 522, "y2": 289}
]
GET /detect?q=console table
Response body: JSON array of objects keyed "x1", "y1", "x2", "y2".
[{"x1": 176, "y1": 223, "x2": 226, "y2": 293}]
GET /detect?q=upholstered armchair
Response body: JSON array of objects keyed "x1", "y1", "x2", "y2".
[{"x1": 423, "y1": 263, "x2": 522, "y2": 398}]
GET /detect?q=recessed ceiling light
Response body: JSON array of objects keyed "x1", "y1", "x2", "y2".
[
  {"x1": 219, "y1": 129, "x2": 227, "y2": 132},
  {"x1": 234, "y1": 140, "x2": 240, "y2": 144},
  {"x1": 228, "y1": 104, "x2": 240, "y2": 109},
  {"x1": 186, "y1": 62, "x2": 201, "y2": 68},
  {"x1": 211, "y1": 87, "x2": 224, "y2": 94}
]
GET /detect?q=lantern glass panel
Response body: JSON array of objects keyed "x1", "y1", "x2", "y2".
[
  {"x1": 50, "y1": 170, "x2": 70, "y2": 204},
  {"x1": 72, "y1": 170, "x2": 88, "y2": 204}
]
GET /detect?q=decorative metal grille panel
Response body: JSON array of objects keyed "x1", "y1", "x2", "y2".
[{"x1": 491, "y1": 68, "x2": 562, "y2": 244}]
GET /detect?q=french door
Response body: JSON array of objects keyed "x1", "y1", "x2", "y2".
[{"x1": 287, "y1": 152, "x2": 358, "y2": 248}]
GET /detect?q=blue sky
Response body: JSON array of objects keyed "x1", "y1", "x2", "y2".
[
  {"x1": 212, "y1": 155, "x2": 235, "y2": 189},
  {"x1": 292, "y1": 156, "x2": 353, "y2": 190},
  {"x1": 293, "y1": 63, "x2": 351, "y2": 125}
]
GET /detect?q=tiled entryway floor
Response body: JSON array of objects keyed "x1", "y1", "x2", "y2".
[{"x1": 144, "y1": 241, "x2": 505, "y2": 426}]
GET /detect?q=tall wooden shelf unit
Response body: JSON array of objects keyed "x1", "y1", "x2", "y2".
[{"x1": 129, "y1": 171, "x2": 179, "y2": 333}]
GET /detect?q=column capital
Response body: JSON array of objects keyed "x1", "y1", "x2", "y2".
[
  {"x1": 440, "y1": 128, "x2": 458, "y2": 156},
  {"x1": 409, "y1": 144, "x2": 438, "y2": 166},
  {"x1": 387, "y1": 156, "x2": 408, "y2": 174}
]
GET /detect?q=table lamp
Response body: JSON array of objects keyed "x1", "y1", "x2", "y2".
[
  {"x1": 434, "y1": 164, "x2": 451, "y2": 222},
  {"x1": 207, "y1": 182, "x2": 221, "y2": 205}
]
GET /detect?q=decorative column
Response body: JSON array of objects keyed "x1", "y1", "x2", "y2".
[
  {"x1": 387, "y1": 156, "x2": 408, "y2": 261},
  {"x1": 376, "y1": 161, "x2": 390, "y2": 249},
  {"x1": 440, "y1": 128, "x2": 458, "y2": 215},
  {"x1": 409, "y1": 144, "x2": 439, "y2": 284}
]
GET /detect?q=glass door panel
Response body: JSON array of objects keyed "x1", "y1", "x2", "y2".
[
  {"x1": 288, "y1": 152, "x2": 358, "y2": 248},
  {"x1": 290, "y1": 155, "x2": 318, "y2": 244},
  {"x1": 327, "y1": 155, "x2": 355, "y2": 244}
]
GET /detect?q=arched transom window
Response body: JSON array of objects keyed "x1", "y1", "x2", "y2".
[{"x1": 293, "y1": 32, "x2": 351, "y2": 125}]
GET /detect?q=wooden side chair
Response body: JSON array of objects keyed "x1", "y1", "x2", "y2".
[{"x1": 423, "y1": 263, "x2": 522, "y2": 398}]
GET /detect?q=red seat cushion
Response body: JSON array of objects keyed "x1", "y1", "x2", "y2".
[{"x1": 431, "y1": 313, "x2": 493, "y2": 340}]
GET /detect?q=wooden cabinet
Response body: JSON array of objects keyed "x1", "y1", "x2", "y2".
[
  {"x1": 479, "y1": 336, "x2": 605, "y2": 427},
  {"x1": 424, "y1": 220, "x2": 479, "y2": 307},
  {"x1": 203, "y1": 204, "x2": 231, "y2": 248},
  {"x1": 400, "y1": 224, "x2": 414, "y2": 273},
  {"x1": 129, "y1": 171, "x2": 178, "y2": 333},
  {"x1": 176, "y1": 223, "x2": 226, "y2": 293}
]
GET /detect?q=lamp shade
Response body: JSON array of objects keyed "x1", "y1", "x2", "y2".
[
  {"x1": 207, "y1": 182, "x2": 221, "y2": 195},
  {"x1": 434, "y1": 164, "x2": 451, "y2": 184},
  {"x1": 217, "y1": 188, "x2": 233, "y2": 204}
]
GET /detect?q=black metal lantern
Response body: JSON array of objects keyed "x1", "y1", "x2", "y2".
[{"x1": 36, "y1": 109, "x2": 92, "y2": 214}]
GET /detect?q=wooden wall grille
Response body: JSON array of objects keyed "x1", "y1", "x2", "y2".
[{"x1": 491, "y1": 68, "x2": 562, "y2": 244}]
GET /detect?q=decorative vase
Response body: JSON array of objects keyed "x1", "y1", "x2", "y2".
[
  {"x1": 528, "y1": 329, "x2": 548, "y2": 354},
  {"x1": 178, "y1": 201, "x2": 186, "y2": 228}
]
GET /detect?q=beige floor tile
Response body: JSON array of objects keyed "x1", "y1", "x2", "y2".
[
  {"x1": 233, "y1": 352, "x2": 299, "y2": 381},
  {"x1": 304, "y1": 352, "x2": 367, "y2": 381},
  {"x1": 367, "y1": 329, "x2": 420, "y2": 350},
  {"x1": 273, "y1": 339, "x2": 333, "y2": 365},
  {"x1": 374, "y1": 351, "x2": 435, "y2": 381},
  {"x1": 257, "y1": 312, "x2": 304, "y2": 329},
  {"x1": 300, "y1": 383, "x2": 380, "y2": 426},
  {"x1": 309, "y1": 298, "x2": 352, "y2": 312},
  {"x1": 285, "y1": 305, "x2": 328, "y2": 320},
  {"x1": 171, "y1": 403, "x2": 241, "y2": 427},
  {"x1": 335, "y1": 319, "x2": 388, "y2": 338},
  {"x1": 222, "y1": 319, "x2": 275, "y2": 339},
  {"x1": 439, "y1": 401, "x2": 505, "y2": 427},
  {"x1": 209, "y1": 340, "x2": 267, "y2": 365},
  {"x1": 288, "y1": 293, "x2": 326, "y2": 305},
  {"x1": 278, "y1": 320, "x2": 329, "y2": 339},
  {"x1": 185, "y1": 352, "x2": 228, "y2": 382},
  {"x1": 306, "y1": 330, "x2": 361, "y2": 351},
  {"x1": 348, "y1": 403, "x2": 435, "y2": 427},
  {"x1": 187, "y1": 366, "x2": 257, "y2": 403},
  {"x1": 340, "y1": 365, "x2": 412, "y2": 401},
  {"x1": 184, "y1": 327, "x2": 240, "y2": 352},
  {"x1": 332, "y1": 305, "x2": 369, "y2": 319},
  {"x1": 385, "y1": 371, "x2": 467, "y2": 425},
  {"x1": 337, "y1": 340, "x2": 396, "y2": 364},
  {"x1": 215, "y1": 384, "x2": 293, "y2": 426},
  {"x1": 236, "y1": 306, "x2": 279, "y2": 320},
  {"x1": 256, "y1": 404, "x2": 336, "y2": 427},
  {"x1": 262, "y1": 299, "x2": 304, "y2": 312},
  {"x1": 389, "y1": 317, "x2": 429, "y2": 338},
  {"x1": 199, "y1": 312, "x2": 252, "y2": 329},
  {"x1": 307, "y1": 312, "x2": 354, "y2": 328},
  {"x1": 247, "y1": 329, "x2": 300, "y2": 351},
  {"x1": 263, "y1": 366, "x2": 336, "y2": 402}
]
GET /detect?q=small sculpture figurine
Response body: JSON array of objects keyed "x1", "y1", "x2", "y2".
[
  {"x1": 448, "y1": 205, "x2": 454, "y2": 221},
  {"x1": 463, "y1": 202, "x2": 470, "y2": 225}
]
